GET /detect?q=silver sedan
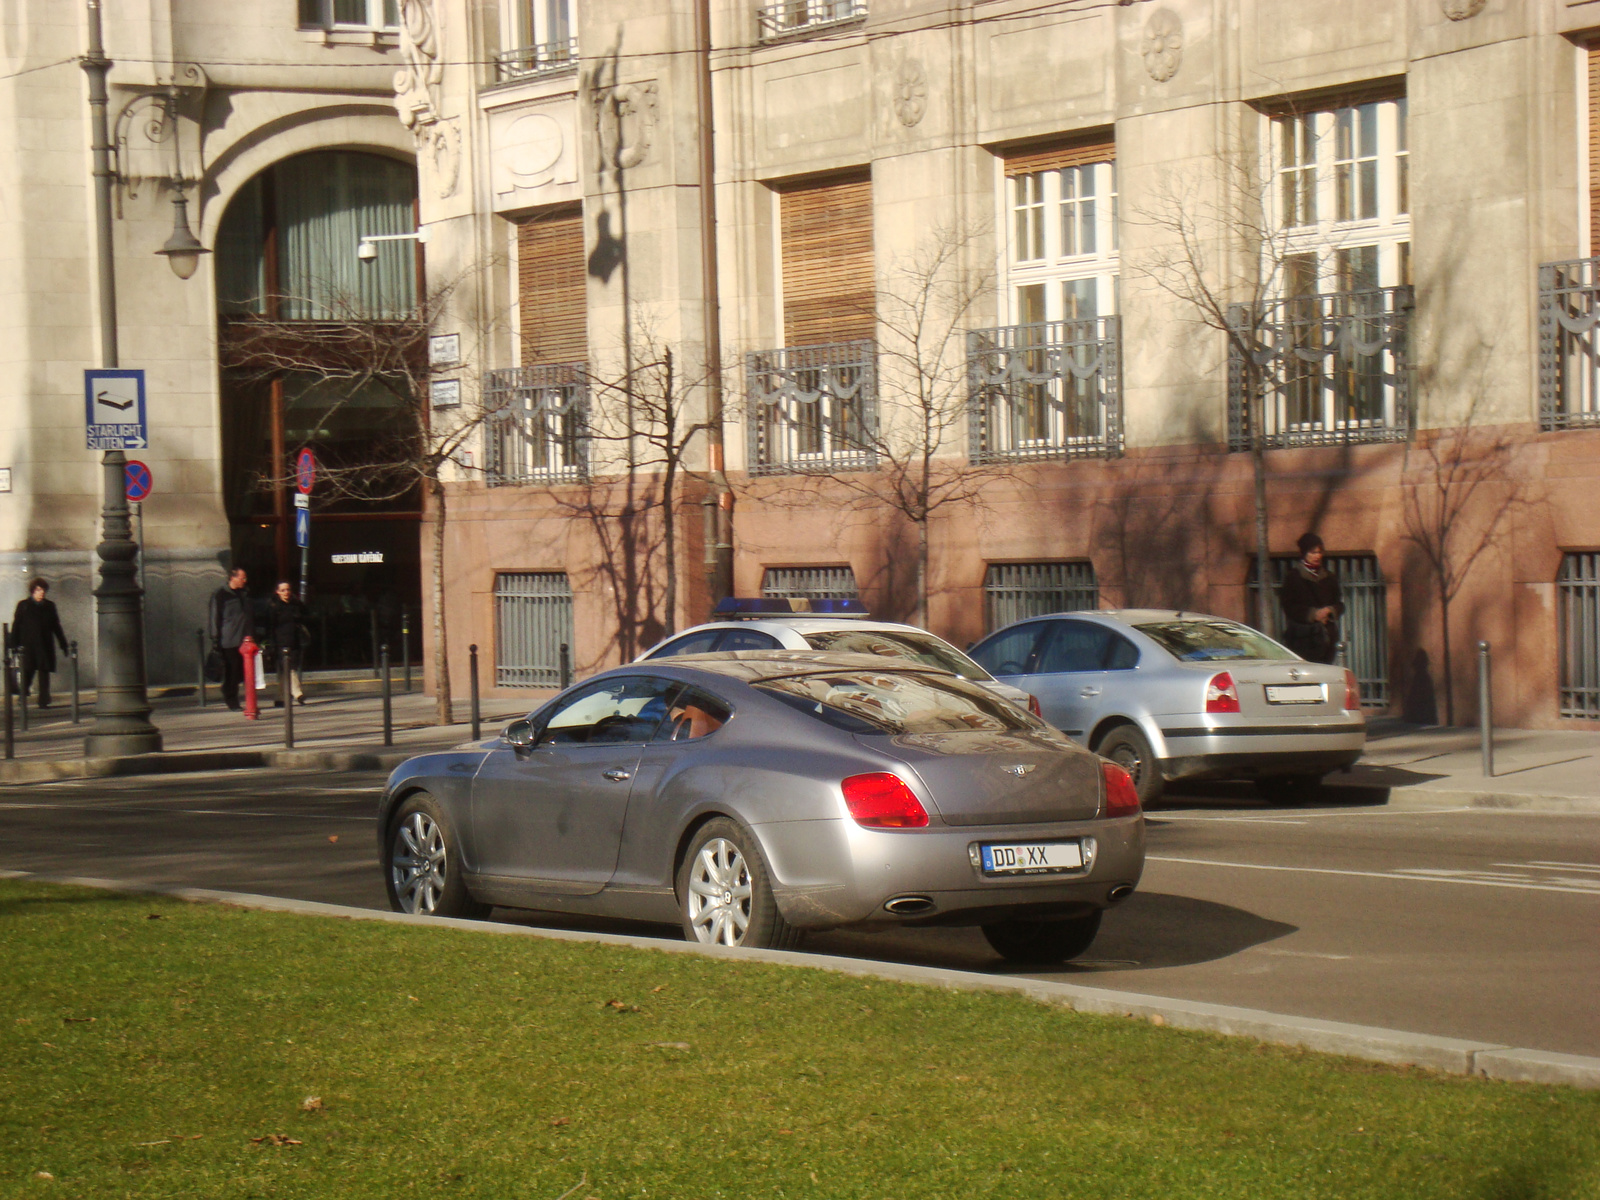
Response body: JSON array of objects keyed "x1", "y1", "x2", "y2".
[
  {"x1": 968, "y1": 610, "x2": 1366, "y2": 804},
  {"x1": 377, "y1": 651, "x2": 1145, "y2": 963}
]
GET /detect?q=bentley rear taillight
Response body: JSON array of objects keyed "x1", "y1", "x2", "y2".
[
  {"x1": 1101, "y1": 761, "x2": 1141, "y2": 817},
  {"x1": 841, "y1": 773, "x2": 929, "y2": 829},
  {"x1": 1205, "y1": 671, "x2": 1241, "y2": 713},
  {"x1": 1027, "y1": 694, "x2": 1042, "y2": 718}
]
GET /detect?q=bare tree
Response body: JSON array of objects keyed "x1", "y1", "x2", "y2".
[
  {"x1": 1401, "y1": 394, "x2": 1518, "y2": 725},
  {"x1": 750, "y1": 226, "x2": 1003, "y2": 628},
  {"x1": 220, "y1": 273, "x2": 502, "y2": 725}
]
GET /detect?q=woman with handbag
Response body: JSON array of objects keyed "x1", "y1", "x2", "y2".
[{"x1": 1278, "y1": 533, "x2": 1343, "y2": 664}]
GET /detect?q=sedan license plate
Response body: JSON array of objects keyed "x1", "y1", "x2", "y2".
[
  {"x1": 979, "y1": 840, "x2": 1083, "y2": 876},
  {"x1": 1265, "y1": 683, "x2": 1324, "y2": 704}
]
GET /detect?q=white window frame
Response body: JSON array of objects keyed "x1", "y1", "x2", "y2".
[
  {"x1": 507, "y1": 0, "x2": 574, "y2": 49},
  {"x1": 1004, "y1": 160, "x2": 1120, "y2": 327},
  {"x1": 299, "y1": 0, "x2": 399, "y2": 31}
]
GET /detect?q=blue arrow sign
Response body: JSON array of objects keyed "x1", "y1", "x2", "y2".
[
  {"x1": 294, "y1": 506, "x2": 310, "y2": 549},
  {"x1": 84, "y1": 369, "x2": 148, "y2": 451}
]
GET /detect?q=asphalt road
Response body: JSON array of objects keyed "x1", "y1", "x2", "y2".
[{"x1": 2, "y1": 768, "x2": 1596, "y2": 1057}]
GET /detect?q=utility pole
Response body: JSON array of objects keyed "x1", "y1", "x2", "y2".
[
  {"x1": 82, "y1": 0, "x2": 161, "y2": 757},
  {"x1": 695, "y1": 0, "x2": 733, "y2": 612}
]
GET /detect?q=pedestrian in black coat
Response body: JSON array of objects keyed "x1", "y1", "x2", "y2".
[
  {"x1": 266, "y1": 581, "x2": 307, "y2": 706},
  {"x1": 9, "y1": 578, "x2": 69, "y2": 707},
  {"x1": 208, "y1": 568, "x2": 255, "y2": 711},
  {"x1": 1278, "y1": 532, "x2": 1344, "y2": 664}
]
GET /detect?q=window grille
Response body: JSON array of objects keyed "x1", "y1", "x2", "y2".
[
  {"x1": 484, "y1": 363, "x2": 587, "y2": 484},
  {"x1": 1250, "y1": 554, "x2": 1388, "y2": 706},
  {"x1": 968, "y1": 318, "x2": 1123, "y2": 462},
  {"x1": 746, "y1": 341, "x2": 876, "y2": 475},
  {"x1": 757, "y1": 0, "x2": 866, "y2": 42},
  {"x1": 495, "y1": 38, "x2": 579, "y2": 81},
  {"x1": 495, "y1": 572, "x2": 573, "y2": 687},
  {"x1": 984, "y1": 562, "x2": 1098, "y2": 632},
  {"x1": 1558, "y1": 552, "x2": 1600, "y2": 719},
  {"x1": 761, "y1": 566, "x2": 859, "y2": 601},
  {"x1": 1537, "y1": 260, "x2": 1600, "y2": 431}
]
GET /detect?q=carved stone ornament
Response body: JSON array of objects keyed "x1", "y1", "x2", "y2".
[
  {"x1": 893, "y1": 59, "x2": 928, "y2": 128},
  {"x1": 395, "y1": 0, "x2": 459, "y2": 198},
  {"x1": 593, "y1": 81, "x2": 658, "y2": 172},
  {"x1": 1141, "y1": 8, "x2": 1184, "y2": 83},
  {"x1": 1440, "y1": 0, "x2": 1486, "y2": 18}
]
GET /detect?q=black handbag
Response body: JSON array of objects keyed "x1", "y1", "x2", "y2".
[{"x1": 204, "y1": 647, "x2": 225, "y2": 684}]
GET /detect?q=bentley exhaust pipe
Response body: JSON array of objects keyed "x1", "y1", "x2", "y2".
[
  {"x1": 1107, "y1": 885, "x2": 1134, "y2": 903},
  {"x1": 883, "y1": 895, "x2": 936, "y2": 916}
]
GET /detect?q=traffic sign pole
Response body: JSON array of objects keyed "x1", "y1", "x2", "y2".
[{"x1": 295, "y1": 449, "x2": 315, "y2": 602}]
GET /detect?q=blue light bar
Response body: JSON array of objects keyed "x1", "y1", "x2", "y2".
[{"x1": 713, "y1": 597, "x2": 870, "y2": 618}]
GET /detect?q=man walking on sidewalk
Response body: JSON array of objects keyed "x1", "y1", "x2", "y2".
[
  {"x1": 9, "y1": 578, "x2": 70, "y2": 708},
  {"x1": 208, "y1": 568, "x2": 255, "y2": 711}
]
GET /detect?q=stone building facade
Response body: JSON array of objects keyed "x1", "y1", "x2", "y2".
[
  {"x1": 1, "y1": 0, "x2": 419, "y2": 685},
  {"x1": 413, "y1": 0, "x2": 1600, "y2": 730}
]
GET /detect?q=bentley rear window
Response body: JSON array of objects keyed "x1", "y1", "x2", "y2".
[
  {"x1": 756, "y1": 671, "x2": 1040, "y2": 735},
  {"x1": 799, "y1": 629, "x2": 995, "y2": 682}
]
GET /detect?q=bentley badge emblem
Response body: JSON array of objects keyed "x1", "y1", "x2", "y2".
[{"x1": 1001, "y1": 764, "x2": 1035, "y2": 777}]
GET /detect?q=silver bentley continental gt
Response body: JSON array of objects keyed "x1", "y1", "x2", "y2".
[{"x1": 377, "y1": 650, "x2": 1145, "y2": 964}]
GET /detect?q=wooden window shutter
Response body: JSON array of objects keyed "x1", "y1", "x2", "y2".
[
  {"x1": 517, "y1": 208, "x2": 587, "y2": 363},
  {"x1": 779, "y1": 173, "x2": 875, "y2": 345},
  {"x1": 1003, "y1": 138, "x2": 1115, "y2": 178}
]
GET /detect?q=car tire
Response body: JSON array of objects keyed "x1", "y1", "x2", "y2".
[
  {"x1": 678, "y1": 817, "x2": 800, "y2": 951},
  {"x1": 1255, "y1": 774, "x2": 1323, "y2": 806},
  {"x1": 981, "y1": 911, "x2": 1103, "y2": 965},
  {"x1": 385, "y1": 792, "x2": 490, "y2": 919},
  {"x1": 1097, "y1": 724, "x2": 1164, "y2": 806}
]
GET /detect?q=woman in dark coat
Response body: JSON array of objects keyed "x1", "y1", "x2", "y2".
[
  {"x1": 266, "y1": 581, "x2": 307, "y2": 706},
  {"x1": 1278, "y1": 533, "x2": 1343, "y2": 664},
  {"x1": 9, "y1": 578, "x2": 70, "y2": 707}
]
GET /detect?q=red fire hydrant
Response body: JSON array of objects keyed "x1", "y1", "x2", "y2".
[{"x1": 240, "y1": 636, "x2": 260, "y2": 721}]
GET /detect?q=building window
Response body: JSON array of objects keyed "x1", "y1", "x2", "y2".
[
  {"x1": 757, "y1": 1, "x2": 866, "y2": 42},
  {"x1": 495, "y1": 573, "x2": 574, "y2": 687},
  {"x1": 485, "y1": 364, "x2": 588, "y2": 484},
  {"x1": 1250, "y1": 554, "x2": 1389, "y2": 706},
  {"x1": 497, "y1": 0, "x2": 578, "y2": 81},
  {"x1": 972, "y1": 141, "x2": 1121, "y2": 462},
  {"x1": 298, "y1": 0, "x2": 398, "y2": 30},
  {"x1": 1231, "y1": 95, "x2": 1412, "y2": 449},
  {"x1": 1558, "y1": 552, "x2": 1600, "y2": 719},
  {"x1": 983, "y1": 562, "x2": 1098, "y2": 633},
  {"x1": 761, "y1": 566, "x2": 859, "y2": 600}
]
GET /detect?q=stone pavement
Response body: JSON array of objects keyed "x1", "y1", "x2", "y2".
[{"x1": 2, "y1": 688, "x2": 1597, "y2": 810}]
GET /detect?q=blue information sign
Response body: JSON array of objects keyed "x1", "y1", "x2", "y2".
[
  {"x1": 294, "y1": 506, "x2": 310, "y2": 549},
  {"x1": 84, "y1": 369, "x2": 148, "y2": 451}
]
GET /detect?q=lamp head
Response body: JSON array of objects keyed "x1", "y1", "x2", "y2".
[
  {"x1": 357, "y1": 240, "x2": 379, "y2": 263},
  {"x1": 155, "y1": 189, "x2": 208, "y2": 280}
]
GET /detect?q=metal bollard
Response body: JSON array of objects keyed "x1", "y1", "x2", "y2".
[
  {"x1": 370, "y1": 610, "x2": 380, "y2": 679},
  {"x1": 380, "y1": 644, "x2": 393, "y2": 747},
  {"x1": 281, "y1": 647, "x2": 295, "y2": 750},
  {"x1": 559, "y1": 642, "x2": 571, "y2": 690},
  {"x1": 403, "y1": 610, "x2": 412, "y2": 694},
  {"x1": 1477, "y1": 640, "x2": 1494, "y2": 778},
  {"x1": 469, "y1": 643, "x2": 481, "y2": 742},
  {"x1": 196, "y1": 628, "x2": 207, "y2": 708},
  {"x1": 70, "y1": 641, "x2": 80, "y2": 725},
  {"x1": 16, "y1": 651, "x2": 26, "y2": 733},
  {"x1": 3, "y1": 645, "x2": 13, "y2": 761}
]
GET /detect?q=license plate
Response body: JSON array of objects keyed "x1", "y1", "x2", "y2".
[
  {"x1": 1266, "y1": 684, "x2": 1324, "y2": 704},
  {"x1": 979, "y1": 841, "x2": 1084, "y2": 876}
]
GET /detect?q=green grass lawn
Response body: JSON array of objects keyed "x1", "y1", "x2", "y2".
[{"x1": 1, "y1": 879, "x2": 1596, "y2": 1200}]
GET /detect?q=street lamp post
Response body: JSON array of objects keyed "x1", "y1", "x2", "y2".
[{"x1": 82, "y1": 0, "x2": 161, "y2": 757}]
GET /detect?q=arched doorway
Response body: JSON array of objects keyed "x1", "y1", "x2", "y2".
[{"x1": 215, "y1": 150, "x2": 423, "y2": 672}]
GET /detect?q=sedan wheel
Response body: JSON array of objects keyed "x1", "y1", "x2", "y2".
[
  {"x1": 1097, "y1": 724, "x2": 1164, "y2": 806},
  {"x1": 385, "y1": 793, "x2": 489, "y2": 918},
  {"x1": 678, "y1": 818, "x2": 800, "y2": 951}
]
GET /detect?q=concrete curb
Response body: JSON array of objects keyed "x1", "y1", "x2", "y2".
[
  {"x1": 1370, "y1": 786, "x2": 1600, "y2": 814},
  {"x1": 0, "y1": 747, "x2": 415, "y2": 784},
  {"x1": 4, "y1": 869, "x2": 1595, "y2": 1092}
]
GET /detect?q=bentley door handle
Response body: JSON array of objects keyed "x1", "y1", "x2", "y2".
[{"x1": 602, "y1": 769, "x2": 632, "y2": 782}]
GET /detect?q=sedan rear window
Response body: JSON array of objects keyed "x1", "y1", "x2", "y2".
[
  {"x1": 1135, "y1": 620, "x2": 1296, "y2": 663},
  {"x1": 799, "y1": 629, "x2": 996, "y2": 683},
  {"x1": 755, "y1": 671, "x2": 1040, "y2": 735}
]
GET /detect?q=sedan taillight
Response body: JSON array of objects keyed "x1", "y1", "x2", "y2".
[
  {"x1": 1101, "y1": 761, "x2": 1141, "y2": 817},
  {"x1": 1205, "y1": 671, "x2": 1241, "y2": 713},
  {"x1": 1027, "y1": 694, "x2": 1043, "y2": 718},
  {"x1": 1343, "y1": 668, "x2": 1361, "y2": 711},
  {"x1": 841, "y1": 773, "x2": 929, "y2": 829}
]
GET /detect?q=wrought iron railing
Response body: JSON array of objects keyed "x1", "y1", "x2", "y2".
[
  {"x1": 1227, "y1": 287, "x2": 1413, "y2": 451},
  {"x1": 756, "y1": 0, "x2": 866, "y2": 41},
  {"x1": 484, "y1": 363, "x2": 587, "y2": 484},
  {"x1": 745, "y1": 340, "x2": 876, "y2": 476},
  {"x1": 495, "y1": 572, "x2": 573, "y2": 687},
  {"x1": 494, "y1": 37, "x2": 579, "y2": 82},
  {"x1": 983, "y1": 562, "x2": 1099, "y2": 633},
  {"x1": 1559, "y1": 551, "x2": 1600, "y2": 719},
  {"x1": 1538, "y1": 258, "x2": 1600, "y2": 432},
  {"x1": 967, "y1": 317, "x2": 1123, "y2": 463}
]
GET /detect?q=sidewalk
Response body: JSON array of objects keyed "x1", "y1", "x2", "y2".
[
  {"x1": 0, "y1": 688, "x2": 527, "y2": 784},
  {"x1": 3, "y1": 693, "x2": 1598, "y2": 811}
]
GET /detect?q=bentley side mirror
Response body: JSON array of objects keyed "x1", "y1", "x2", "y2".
[{"x1": 504, "y1": 718, "x2": 535, "y2": 755}]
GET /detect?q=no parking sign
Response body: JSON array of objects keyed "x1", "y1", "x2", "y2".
[{"x1": 124, "y1": 460, "x2": 153, "y2": 502}]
